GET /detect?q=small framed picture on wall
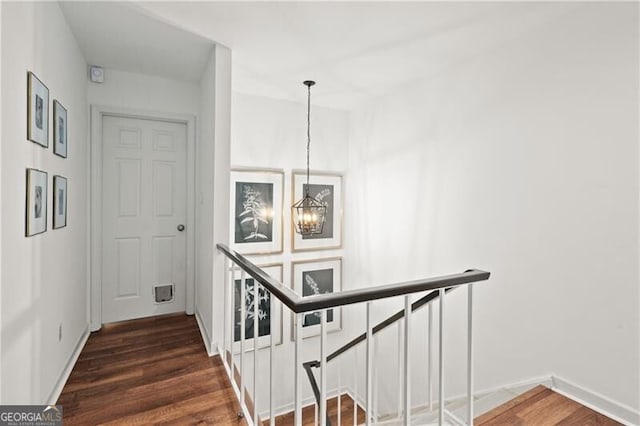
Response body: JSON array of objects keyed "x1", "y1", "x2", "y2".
[
  {"x1": 53, "y1": 175, "x2": 67, "y2": 229},
  {"x1": 291, "y1": 257, "x2": 342, "y2": 339},
  {"x1": 230, "y1": 168, "x2": 284, "y2": 255},
  {"x1": 231, "y1": 263, "x2": 284, "y2": 351},
  {"x1": 26, "y1": 168, "x2": 48, "y2": 237},
  {"x1": 53, "y1": 100, "x2": 68, "y2": 158},
  {"x1": 291, "y1": 171, "x2": 343, "y2": 252},
  {"x1": 27, "y1": 71, "x2": 49, "y2": 147}
]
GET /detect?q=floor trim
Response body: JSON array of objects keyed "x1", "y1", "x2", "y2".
[
  {"x1": 402, "y1": 374, "x2": 553, "y2": 417},
  {"x1": 47, "y1": 324, "x2": 90, "y2": 405},
  {"x1": 422, "y1": 374, "x2": 638, "y2": 425},
  {"x1": 195, "y1": 310, "x2": 215, "y2": 356},
  {"x1": 551, "y1": 375, "x2": 640, "y2": 425},
  {"x1": 357, "y1": 374, "x2": 637, "y2": 425}
]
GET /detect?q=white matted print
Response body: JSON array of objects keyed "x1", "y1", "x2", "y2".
[
  {"x1": 230, "y1": 169, "x2": 283, "y2": 255},
  {"x1": 53, "y1": 175, "x2": 67, "y2": 229},
  {"x1": 53, "y1": 100, "x2": 68, "y2": 158},
  {"x1": 232, "y1": 263, "x2": 283, "y2": 351},
  {"x1": 291, "y1": 171, "x2": 342, "y2": 252},
  {"x1": 291, "y1": 257, "x2": 342, "y2": 339},
  {"x1": 27, "y1": 71, "x2": 49, "y2": 147},
  {"x1": 26, "y1": 168, "x2": 48, "y2": 236}
]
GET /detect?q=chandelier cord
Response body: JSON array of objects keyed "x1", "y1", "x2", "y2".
[{"x1": 306, "y1": 83, "x2": 311, "y2": 196}]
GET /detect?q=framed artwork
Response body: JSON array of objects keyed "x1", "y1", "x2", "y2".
[
  {"x1": 291, "y1": 171, "x2": 342, "y2": 252},
  {"x1": 53, "y1": 175, "x2": 67, "y2": 229},
  {"x1": 230, "y1": 169, "x2": 284, "y2": 255},
  {"x1": 232, "y1": 263, "x2": 283, "y2": 351},
  {"x1": 291, "y1": 257, "x2": 342, "y2": 339},
  {"x1": 26, "y1": 168, "x2": 48, "y2": 237},
  {"x1": 53, "y1": 100, "x2": 68, "y2": 158},
  {"x1": 27, "y1": 71, "x2": 49, "y2": 147}
]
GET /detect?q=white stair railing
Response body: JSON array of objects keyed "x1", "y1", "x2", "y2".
[{"x1": 217, "y1": 244, "x2": 489, "y2": 426}]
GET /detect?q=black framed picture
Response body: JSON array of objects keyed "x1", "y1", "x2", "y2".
[
  {"x1": 53, "y1": 175, "x2": 67, "y2": 229},
  {"x1": 26, "y1": 168, "x2": 48, "y2": 236},
  {"x1": 232, "y1": 263, "x2": 283, "y2": 351},
  {"x1": 292, "y1": 171, "x2": 342, "y2": 252},
  {"x1": 291, "y1": 257, "x2": 342, "y2": 339},
  {"x1": 230, "y1": 169, "x2": 284, "y2": 255},
  {"x1": 53, "y1": 100, "x2": 68, "y2": 158},
  {"x1": 27, "y1": 71, "x2": 49, "y2": 147}
]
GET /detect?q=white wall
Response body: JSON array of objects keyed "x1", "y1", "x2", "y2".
[
  {"x1": 230, "y1": 91, "x2": 351, "y2": 414},
  {"x1": 0, "y1": 1, "x2": 4, "y2": 403},
  {"x1": 87, "y1": 68, "x2": 199, "y2": 115},
  {"x1": 196, "y1": 49, "x2": 216, "y2": 351},
  {"x1": 1, "y1": 2, "x2": 89, "y2": 404},
  {"x1": 210, "y1": 45, "x2": 232, "y2": 349},
  {"x1": 346, "y1": 1, "x2": 639, "y2": 416},
  {"x1": 195, "y1": 44, "x2": 232, "y2": 355}
]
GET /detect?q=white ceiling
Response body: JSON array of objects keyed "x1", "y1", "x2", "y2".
[
  {"x1": 59, "y1": 1, "x2": 214, "y2": 83},
  {"x1": 60, "y1": 1, "x2": 577, "y2": 110}
]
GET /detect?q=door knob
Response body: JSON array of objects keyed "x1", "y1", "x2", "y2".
[{"x1": 177, "y1": 224, "x2": 185, "y2": 232}]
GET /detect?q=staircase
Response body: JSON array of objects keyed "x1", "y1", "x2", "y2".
[{"x1": 217, "y1": 243, "x2": 491, "y2": 426}]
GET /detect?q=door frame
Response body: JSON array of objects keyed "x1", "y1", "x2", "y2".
[{"x1": 90, "y1": 105, "x2": 196, "y2": 331}]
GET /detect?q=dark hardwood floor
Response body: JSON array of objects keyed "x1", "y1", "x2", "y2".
[
  {"x1": 57, "y1": 314, "x2": 619, "y2": 425},
  {"x1": 57, "y1": 313, "x2": 363, "y2": 425},
  {"x1": 57, "y1": 313, "x2": 246, "y2": 425},
  {"x1": 476, "y1": 385, "x2": 622, "y2": 425}
]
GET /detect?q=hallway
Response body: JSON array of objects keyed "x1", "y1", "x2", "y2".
[
  {"x1": 54, "y1": 311, "x2": 624, "y2": 425},
  {"x1": 57, "y1": 314, "x2": 245, "y2": 425}
]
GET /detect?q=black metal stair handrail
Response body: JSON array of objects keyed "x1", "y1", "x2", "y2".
[
  {"x1": 303, "y1": 361, "x2": 332, "y2": 425},
  {"x1": 329, "y1": 286, "x2": 454, "y2": 363},
  {"x1": 217, "y1": 244, "x2": 489, "y2": 314}
]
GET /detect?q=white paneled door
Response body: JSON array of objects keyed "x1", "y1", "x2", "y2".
[{"x1": 102, "y1": 115, "x2": 187, "y2": 323}]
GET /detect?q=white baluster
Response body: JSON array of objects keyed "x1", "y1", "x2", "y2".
[
  {"x1": 254, "y1": 281, "x2": 259, "y2": 426},
  {"x1": 428, "y1": 303, "x2": 433, "y2": 411},
  {"x1": 439, "y1": 289, "x2": 445, "y2": 426},
  {"x1": 223, "y1": 259, "x2": 228, "y2": 360},
  {"x1": 295, "y1": 313, "x2": 303, "y2": 426},
  {"x1": 320, "y1": 309, "x2": 328, "y2": 426},
  {"x1": 270, "y1": 292, "x2": 275, "y2": 426},
  {"x1": 467, "y1": 285, "x2": 474, "y2": 426},
  {"x1": 403, "y1": 295, "x2": 411, "y2": 426},
  {"x1": 353, "y1": 346, "x2": 358, "y2": 426},
  {"x1": 373, "y1": 333, "x2": 379, "y2": 421},
  {"x1": 397, "y1": 320, "x2": 403, "y2": 418},
  {"x1": 229, "y1": 264, "x2": 236, "y2": 371},
  {"x1": 366, "y1": 302, "x2": 373, "y2": 426},
  {"x1": 338, "y1": 354, "x2": 342, "y2": 426},
  {"x1": 240, "y1": 271, "x2": 246, "y2": 410}
]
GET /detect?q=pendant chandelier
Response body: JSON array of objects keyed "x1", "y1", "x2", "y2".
[{"x1": 292, "y1": 80, "x2": 327, "y2": 235}]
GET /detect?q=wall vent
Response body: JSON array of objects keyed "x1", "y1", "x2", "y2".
[{"x1": 153, "y1": 284, "x2": 174, "y2": 304}]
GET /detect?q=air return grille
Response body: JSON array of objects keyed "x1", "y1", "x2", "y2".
[{"x1": 153, "y1": 284, "x2": 174, "y2": 304}]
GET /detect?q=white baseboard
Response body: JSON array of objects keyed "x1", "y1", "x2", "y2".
[
  {"x1": 360, "y1": 373, "x2": 638, "y2": 426},
  {"x1": 194, "y1": 310, "x2": 215, "y2": 356},
  {"x1": 47, "y1": 324, "x2": 90, "y2": 405},
  {"x1": 551, "y1": 375, "x2": 640, "y2": 426},
  {"x1": 405, "y1": 374, "x2": 553, "y2": 415},
  {"x1": 464, "y1": 375, "x2": 638, "y2": 426},
  {"x1": 473, "y1": 374, "x2": 553, "y2": 401}
]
